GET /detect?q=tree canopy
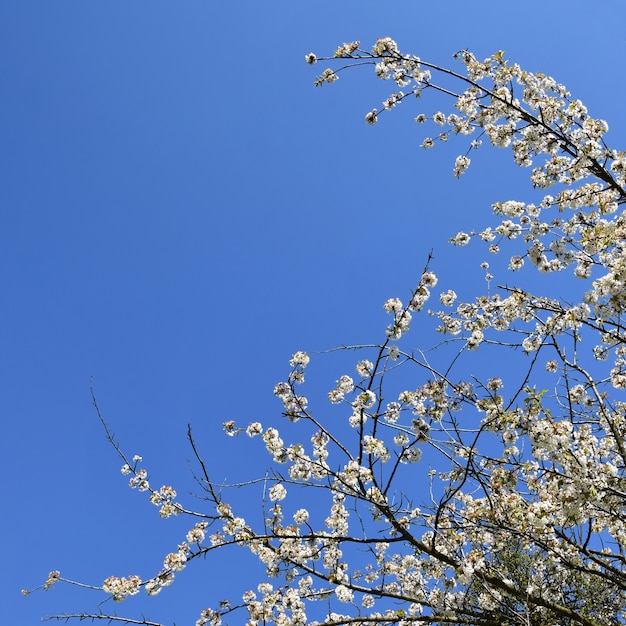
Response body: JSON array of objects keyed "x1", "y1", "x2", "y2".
[{"x1": 27, "y1": 38, "x2": 626, "y2": 626}]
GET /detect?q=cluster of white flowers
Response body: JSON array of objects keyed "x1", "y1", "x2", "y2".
[
  {"x1": 289, "y1": 350, "x2": 310, "y2": 369},
  {"x1": 163, "y1": 548, "x2": 187, "y2": 573},
  {"x1": 453, "y1": 155, "x2": 471, "y2": 177},
  {"x1": 121, "y1": 456, "x2": 181, "y2": 519},
  {"x1": 186, "y1": 521, "x2": 208, "y2": 545},
  {"x1": 48, "y1": 39, "x2": 626, "y2": 626},
  {"x1": 362, "y1": 435, "x2": 390, "y2": 462},
  {"x1": 349, "y1": 390, "x2": 376, "y2": 427},
  {"x1": 383, "y1": 296, "x2": 411, "y2": 339},
  {"x1": 355, "y1": 359, "x2": 373, "y2": 378},
  {"x1": 269, "y1": 483, "x2": 287, "y2": 502},
  {"x1": 293, "y1": 508, "x2": 309, "y2": 525},
  {"x1": 439, "y1": 289, "x2": 457, "y2": 306},
  {"x1": 102, "y1": 575, "x2": 142, "y2": 602},
  {"x1": 149, "y1": 485, "x2": 179, "y2": 518},
  {"x1": 246, "y1": 421, "x2": 263, "y2": 437},
  {"x1": 273, "y1": 352, "x2": 311, "y2": 422},
  {"x1": 179, "y1": 42, "x2": 625, "y2": 626},
  {"x1": 262, "y1": 426, "x2": 286, "y2": 463},
  {"x1": 328, "y1": 374, "x2": 354, "y2": 404},
  {"x1": 334, "y1": 584, "x2": 354, "y2": 603},
  {"x1": 313, "y1": 67, "x2": 338, "y2": 86},
  {"x1": 195, "y1": 607, "x2": 222, "y2": 626}
]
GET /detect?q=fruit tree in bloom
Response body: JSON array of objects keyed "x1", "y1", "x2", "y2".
[{"x1": 27, "y1": 38, "x2": 626, "y2": 626}]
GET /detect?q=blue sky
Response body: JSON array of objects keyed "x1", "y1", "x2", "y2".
[{"x1": 3, "y1": 1, "x2": 626, "y2": 625}]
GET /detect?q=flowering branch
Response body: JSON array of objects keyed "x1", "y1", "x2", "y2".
[{"x1": 27, "y1": 39, "x2": 626, "y2": 626}]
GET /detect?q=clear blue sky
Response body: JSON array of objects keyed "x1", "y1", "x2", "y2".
[{"x1": 3, "y1": 2, "x2": 625, "y2": 625}]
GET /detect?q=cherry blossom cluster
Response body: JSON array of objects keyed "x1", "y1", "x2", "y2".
[
  {"x1": 98, "y1": 520, "x2": 209, "y2": 605},
  {"x1": 32, "y1": 39, "x2": 626, "y2": 626},
  {"x1": 121, "y1": 454, "x2": 181, "y2": 519},
  {"x1": 314, "y1": 40, "x2": 625, "y2": 348},
  {"x1": 172, "y1": 41, "x2": 626, "y2": 625}
]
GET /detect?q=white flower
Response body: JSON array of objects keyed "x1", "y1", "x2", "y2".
[
  {"x1": 362, "y1": 594, "x2": 375, "y2": 608},
  {"x1": 242, "y1": 590, "x2": 256, "y2": 603},
  {"x1": 164, "y1": 550, "x2": 187, "y2": 572},
  {"x1": 354, "y1": 390, "x2": 376, "y2": 409},
  {"x1": 451, "y1": 231, "x2": 471, "y2": 246},
  {"x1": 246, "y1": 422, "x2": 263, "y2": 437},
  {"x1": 102, "y1": 575, "x2": 142, "y2": 601},
  {"x1": 186, "y1": 522, "x2": 208, "y2": 544},
  {"x1": 289, "y1": 351, "x2": 310, "y2": 368},
  {"x1": 159, "y1": 502, "x2": 179, "y2": 519},
  {"x1": 335, "y1": 584, "x2": 354, "y2": 603},
  {"x1": 421, "y1": 271, "x2": 438, "y2": 287},
  {"x1": 269, "y1": 483, "x2": 287, "y2": 502},
  {"x1": 466, "y1": 329, "x2": 484, "y2": 350},
  {"x1": 372, "y1": 37, "x2": 398, "y2": 55},
  {"x1": 318, "y1": 68, "x2": 338, "y2": 84},
  {"x1": 385, "y1": 401, "x2": 402, "y2": 423},
  {"x1": 348, "y1": 411, "x2": 367, "y2": 428},
  {"x1": 356, "y1": 360, "x2": 374, "y2": 377},
  {"x1": 274, "y1": 382, "x2": 290, "y2": 398},
  {"x1": 387, "y1": 345, "x2": 400, "y2": 360},
  {"x1": 394, "y1": 432, "x2": 409, "y2": 446},
  {"x1": 502, "y1": 428, "x2": 518, "y2": 445},
  {"x1": 453, "y1": 155, "x2": 471, "y2": 177},
  {"x1": 328, "y1": 389, "x2": 344, "y2": 404},
  {"x1": 363, "y1": 435, "x2": 389, "y2": 462},
  {"x1": 522, "y1": 335, "x2": 541, "y2": 353},
  {"x1": 384, "y1": 297, "x2": 403, "y2": 313},
  {"x1": 145, "y1": 579, "x2": 163, "y2": 596},
  {"x1": 568, "y1": 384, "x2": 586, "y2": 404},
  {"x1": 401, "y1": 447, "x2": 422, "y2": 463},
  {"x1": 439, "y1": 290, "x2": 457, "y2": 306},
  {"x1": 258, "y1": 582, "x2": 273, "y2": 595}
]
